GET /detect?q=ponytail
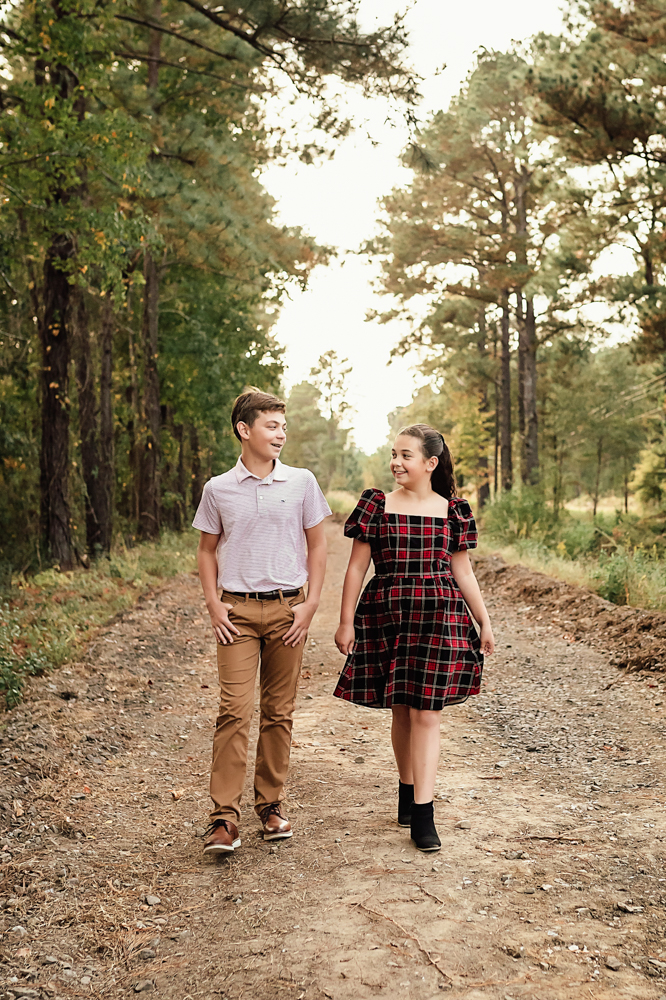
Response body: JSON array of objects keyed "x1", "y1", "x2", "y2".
[{"x1": 397, "y1": 423, "x2": 456, "y2": 499}]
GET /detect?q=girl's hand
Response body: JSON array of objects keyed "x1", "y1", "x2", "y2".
[
  {"x1": 480, "y1": 623, "x2": 495, "y2": 656},
  {"x1": 335, "y1": 623, "x2": 355, "y2": 655}
]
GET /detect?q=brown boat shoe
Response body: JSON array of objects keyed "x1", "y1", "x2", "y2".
[
  {"x1": 259, "y1": 802, "x2": 293, "y2": 841},
  {"x1": 203, "y1": 818, "x2": 241, "y2": 853}
]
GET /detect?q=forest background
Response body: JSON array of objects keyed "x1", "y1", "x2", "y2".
[{"x1": 2, "y1": 0, "x2": 666, "y2": 703}]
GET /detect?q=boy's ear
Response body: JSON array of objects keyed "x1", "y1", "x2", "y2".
[{"x1": 236, "y1": 420, "x2": 250, "y2": 441}]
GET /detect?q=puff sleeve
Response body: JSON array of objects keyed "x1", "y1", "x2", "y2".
[
  {"x1": 449, "y1": 497, "x2": 478, "y2": 552},
  {"x1": 344, "y1": 489, "x2": 384, "y2": 542}
]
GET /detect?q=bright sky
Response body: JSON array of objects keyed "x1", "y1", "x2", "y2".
[{"x1": 263, "y1": 0, "x2": 566, "y2": 454}]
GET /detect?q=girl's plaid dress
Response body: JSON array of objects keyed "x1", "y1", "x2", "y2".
[{"x1": 333, "y1": 488, "x2": 483, "y2": 710}]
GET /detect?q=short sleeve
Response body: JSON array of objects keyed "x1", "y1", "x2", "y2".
[
  {"x1": 192, "y1": 481, "x2": 223, "y2": 535},
  {"x1": 344, "y1": 489, "x2": 384, "y2": 542},
  {"x1": 302, "y1": 471, "x2": 332, "y2": 529},
  {"x1": 449, "y1": 497, "x2": 478, "y2": 552}
]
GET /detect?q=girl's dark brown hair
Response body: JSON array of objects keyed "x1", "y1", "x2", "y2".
[{"x1": 397, "y1": 423, "x2": 456, "y2": 499}]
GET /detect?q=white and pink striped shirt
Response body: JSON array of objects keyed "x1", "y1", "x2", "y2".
[{"x1": 192, "y1": 457, "x2": 331, "y2": 592}]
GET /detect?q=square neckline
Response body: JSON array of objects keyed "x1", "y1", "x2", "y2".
[{"x1": 376, "y1": 489, "x2": 448, "y2": 522}]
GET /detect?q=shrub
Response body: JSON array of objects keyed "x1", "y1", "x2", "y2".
[
  {"x1": 591, "y1": 550, "x2": 631, "y2": 605},
  {"x1": 482, "y1": 487, "x2": 558, "y2": 544}
]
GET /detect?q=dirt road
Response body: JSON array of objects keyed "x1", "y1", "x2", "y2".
[{"x1": 1, "y1": 521, "x2": 666, "y2": 1000}]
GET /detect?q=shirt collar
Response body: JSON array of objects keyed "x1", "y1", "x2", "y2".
[{"x1": 235, "y1": 457, "x2": 288, "y2": 484}]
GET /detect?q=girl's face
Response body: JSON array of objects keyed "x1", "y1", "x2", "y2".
[{"x1": 390, "y1": 434, "x2": 438, "y2": 487}]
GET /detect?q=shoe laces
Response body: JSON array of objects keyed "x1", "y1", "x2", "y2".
[
  {"x1": 259, "y1": 802, "x2": 284, "y2": 824},
  {"x1": 203, "y1": 818, "x2": 235, "y2": 839}
]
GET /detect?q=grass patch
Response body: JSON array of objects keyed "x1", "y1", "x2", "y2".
[
  {"x1": 478, "y1": 535, "x2": 666, "y2": 611},
  {"x1": 0, "y1": 531, "x2": 198, "y2": 708},
  {"x1": 479, "y1": 487, "x2": 666, "y2": 612}
]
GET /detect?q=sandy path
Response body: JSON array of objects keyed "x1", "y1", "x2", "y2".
[{"x1": 1, "y1": 521, "x2": 666, "y2": 1000}]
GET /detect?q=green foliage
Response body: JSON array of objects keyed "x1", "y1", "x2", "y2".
[
  {"x1": 0, "y1": 0, "x2": 415, "y2": 574},
  {"x1": 482, "y1": 487, "x2": 558, "y2": 543},
  {"x1": 538, "y1": 344, "x2": 658, "y2": 514}
]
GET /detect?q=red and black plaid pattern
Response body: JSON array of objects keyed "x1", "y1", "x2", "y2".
[{"x1": 333, "y1": 489, "x2": 483, "y2": 711}]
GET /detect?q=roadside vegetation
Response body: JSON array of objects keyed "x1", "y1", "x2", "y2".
[
  {"x1": 479, "y1": 489, "x2": 666, "y2": 612},
  {"x1": 0, "y1": 534, "x2": 196, "y2": 708}
]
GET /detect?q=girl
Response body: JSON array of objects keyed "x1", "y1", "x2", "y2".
[{"x1": 333, "y1": 424, "x2": 495, "y2": 852}]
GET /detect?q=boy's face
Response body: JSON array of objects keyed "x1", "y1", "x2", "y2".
[{"x1": 238, "y1": 409, "x2": 287, "y2": 461}]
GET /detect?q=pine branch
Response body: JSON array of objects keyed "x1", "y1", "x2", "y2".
[
  {"x1": 114, "y1": 14, "x2": 239, "y2": 62},
  {"x1": 176, "y1": 1, "x2": 278, "y2": 61},
  {"x1": 114, "y1": 50, "x2": 246, "y2": 86}
]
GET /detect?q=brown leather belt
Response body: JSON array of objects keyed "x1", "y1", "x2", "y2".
[{"x1": 226, "y1": 588, "x2": 301, "y2": 601}]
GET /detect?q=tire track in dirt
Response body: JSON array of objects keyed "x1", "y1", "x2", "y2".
[{"x1": 1, "y1": 523, "x2": 666, "y2": 1000}]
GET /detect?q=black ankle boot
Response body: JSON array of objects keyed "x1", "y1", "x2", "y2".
[
  {"x1": 398, "y1": 781, "x2": 414, "y2": 828},
  {"x1": 410, "y1": 801, "x2": 441, "y2": 852}
]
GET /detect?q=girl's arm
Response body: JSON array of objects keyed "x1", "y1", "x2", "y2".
[
  {"x1": 450, "y1": 550, "x2": 495, "y2": 655},
  {"x1": 335, "y1": 539, "x2": 373, "y2": 655}
]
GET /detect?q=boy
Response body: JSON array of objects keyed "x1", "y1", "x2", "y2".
[{"x1": 193, "y1": 388, "x2": 331, "y2": 852}]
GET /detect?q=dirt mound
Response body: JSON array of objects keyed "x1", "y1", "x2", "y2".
[{"x1": 474, "y1": 554, "x2": 666, "y2": 673}]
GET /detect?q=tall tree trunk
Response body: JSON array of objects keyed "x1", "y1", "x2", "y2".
[
  {"x1": 174, "y1": 423, "x2": 185, "y2": 531},
  {"x1": 521, "y1": 297, "x2": 539, "y2": 485},
  {"x1": 37, "y1": 21, "x2": 82, "y2": 570},
  {"x1": 126, "y1": 323, "x2": 140, "y2": 526},
  {"x1": 73, "y1": 289, "x2": 103, "y2": 555},
  {"x1": 552, "y1": 434, "x2": 564, "y2": 518},
  {"x1": 593, "y1": 436, "x2": 604, "y2": 517},
  {"x1": 493, "y1": 381, "x2": 499, "y2": 498},
  {"x1": 39, "y1": 238, "x2": 75, "y2": 570},
  {"x1": 514, "y1": 177, "x2": 539, "y2": 486},
  {"x1": 477, "y1": 306, "x2": 491, "y2": 508},
  {"x1": 138, "y1": 253, "x2": 161, "y2": 539},
  {"x1": 137, "y1": 1, "x2": 163, "y2": 540},
  {"x1": 499, "y1": 290, "x2": 513, "y2": 492},
  {"x1": 190, "y1": 425, "x2": 204, "y2": 512},
  {"x1": 516, "y1": 293, "x2": 526, "y2": 443},
  {"x1": 98, "y1": 298, "x2": 114, "y2": 552}
]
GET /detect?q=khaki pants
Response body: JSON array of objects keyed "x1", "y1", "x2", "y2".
[{"x1": 210, "y1": 588, "x2": 305, "y2": 824}]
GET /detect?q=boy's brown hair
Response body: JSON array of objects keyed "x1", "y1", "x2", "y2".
[{"x1": 231, "y1": 387, "x2": 286, "y2": 442}]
